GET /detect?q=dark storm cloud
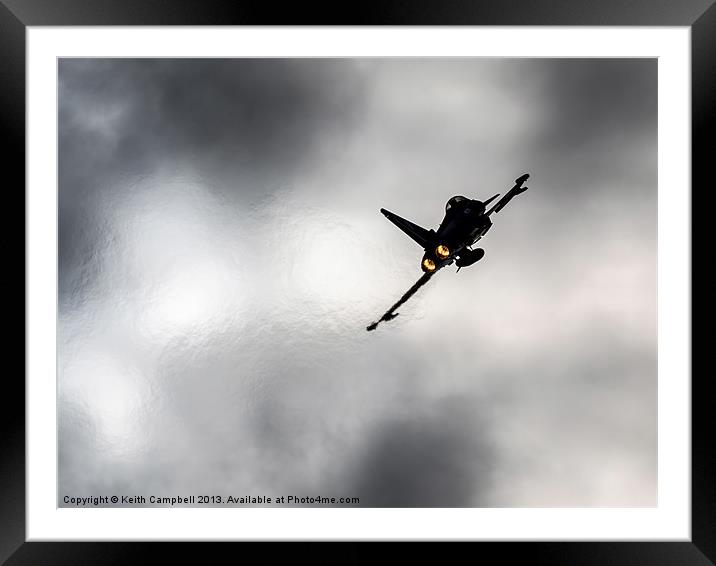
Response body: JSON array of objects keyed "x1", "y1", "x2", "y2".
[
  {"x1": 345, "y1": 398, "x2": 493, "y2": 507},
  {"x1": 526, "y1": 59, "x2": 657, "y2": 199},
  {"x1": 59, "y1": 59, "x2": 366, "y2": 183},
  {"x1": 535, "y1": 59, "x2": 657, "y2": 150}
]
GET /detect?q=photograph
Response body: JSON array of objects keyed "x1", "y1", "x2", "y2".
[{"x1": 57, "y1": 56, "x2": 657, "y2": 509}]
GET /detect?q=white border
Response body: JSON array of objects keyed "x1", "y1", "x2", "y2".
[{"x1": 27, "y1": 27, "x2": 691, "y2": 541}]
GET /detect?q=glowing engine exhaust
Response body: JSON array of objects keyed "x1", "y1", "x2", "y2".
[
  {"x1": 422, "y1": 258, "x2": 436, "y2": 272},
  {"x1": 436, "y1": 244, "x2": 450, "y2": 259}
]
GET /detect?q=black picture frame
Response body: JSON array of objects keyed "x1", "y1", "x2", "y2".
[{"x1": 5, "y1": 1, "x2": 712, "y2": 564}]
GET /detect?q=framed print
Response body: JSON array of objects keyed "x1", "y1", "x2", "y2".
[{"x1": 6, "y1": 1, "x2": 712, "y2": 564}]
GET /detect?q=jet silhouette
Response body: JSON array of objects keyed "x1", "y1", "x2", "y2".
[{"x1": 367, "y1": 173, "x2": 530, "y2": 331}]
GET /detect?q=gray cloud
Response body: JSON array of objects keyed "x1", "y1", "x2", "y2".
[
  {"x1": 58, "y1": 59, "x2": 368, "y2": 307},
  {"x1": 58, "y1": 58, "x2": 657, "y2": 507},
  {"x1": 344, "y1": 397, "x2": 493, "y2": 507}
]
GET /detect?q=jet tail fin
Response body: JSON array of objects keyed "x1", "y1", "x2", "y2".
[{"x1": 380, "y1": 208, "x2": 433, "y2": 248}]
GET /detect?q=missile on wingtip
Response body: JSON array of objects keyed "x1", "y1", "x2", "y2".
[{"x1": 366, "y1": 310, "x2": 401, "y2": 331}]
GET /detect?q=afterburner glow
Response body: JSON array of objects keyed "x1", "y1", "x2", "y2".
[{"x1": 436, "y1": 244, "x2": 450, "y2": 259}]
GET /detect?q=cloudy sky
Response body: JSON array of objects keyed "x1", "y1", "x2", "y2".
[{"x1": 58, "y1": 58, "x2": 657, "y2": 507}]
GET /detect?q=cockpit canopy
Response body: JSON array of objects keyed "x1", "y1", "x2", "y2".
[{"x1": 445, "y1": 195, "x2": 467, "y2": 211}]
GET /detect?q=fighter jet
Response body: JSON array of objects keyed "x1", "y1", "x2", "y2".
[{"x1": 366, "y1": 173, "x2": 530, "y2": 331}]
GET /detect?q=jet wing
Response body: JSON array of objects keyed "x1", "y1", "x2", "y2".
[
  {"x1": 380, "y1": 208, "x2": 434, "y2": 248},
  {"x1": 367, "y1": 271, "x2": 434, "y2": 331},
  {"x1": 486, "y1": 173, "x2": 530, "y2": 215}
]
